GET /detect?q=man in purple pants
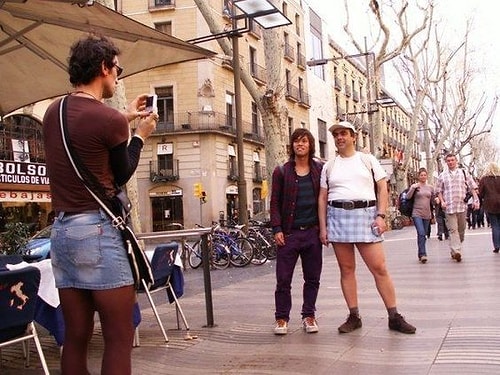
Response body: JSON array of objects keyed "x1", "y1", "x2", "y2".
[{"x1": 270, "y1": 128, "x2": 323, "y2": 335}]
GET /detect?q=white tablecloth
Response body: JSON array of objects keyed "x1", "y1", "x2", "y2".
[{"x1": 6, "y1": 259, "x2": 59, "y2": 308}]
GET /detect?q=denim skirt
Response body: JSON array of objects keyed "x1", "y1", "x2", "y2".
[
  {"x1": 50, "y1": 209, "x2": 134, "y2": 290},
  {"x1": 326, "y1": 205, "x2": 383, "y2": 243}
]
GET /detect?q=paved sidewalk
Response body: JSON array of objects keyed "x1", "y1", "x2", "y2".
[{"x1": 3, "y1": 226, "x2": 500, "y2": 374}]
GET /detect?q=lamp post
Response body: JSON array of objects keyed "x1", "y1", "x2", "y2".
[
  {"x1": 307, "y1": 52, "x2": 394, "y2": 156},
  {"x1": 190, "y1": 0, "x2": 290, "y2": 227}
]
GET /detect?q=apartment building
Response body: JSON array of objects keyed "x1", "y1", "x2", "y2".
[
  {"x1": 0, "y1": 0, "x2": 419, "y2": 233},
  {"x1": 304, "y1": 8, "x2": 420, "y2": 207},
  {"x1": 119, "y1": 0, "x2": 310, "y2": 230}
]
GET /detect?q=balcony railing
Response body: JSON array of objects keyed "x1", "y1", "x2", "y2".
[
  {"x1": 249, "y1": 62, "x2": 267, "y2": 84},
  {"x1": 149, "y1": 159, "x2": 179, "y2": 182},
  {"x1": 285, "y1": 83, "x2": 299, "y2": 102},
  {"x1": 352, "y1": 90, "x2": 360, "y2": 102},
  {"x1": 298, "y1": 90, "x2": 311, "y2": 108},
  {"x1": 149, "y1": 0, "x2": 175, "y2": 10},
  {"x1": 253, "y1": 166, "x2": 263, "y2": 182},
  {"x1": 152, "y1": 111, "x2": 265, "y2": 144},
  {"x1": 284, "y1": 43, "x2": 295, "y2": 62},
  {"x1": 345, "y1": 85, "x2": 352, "y2": 97},
  {"x1": 334, "y1": 77, "x2": 342, "y2": 90},
  {"x1": 297, "y1": 52, "x2": 306, "y2": 70},
  {"x1": 228, "y1": 163, "x2": 239, "y2": 181}
]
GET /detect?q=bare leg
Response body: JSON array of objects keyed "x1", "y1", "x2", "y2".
[
  {"x1": 357, "y1": 242, "x2": 396, "y2": 308},
  {"x1": 332, "y1": 243, "x2": 358, "y2": 308}
]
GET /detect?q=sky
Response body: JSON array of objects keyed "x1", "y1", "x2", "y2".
[{"x1": 304, "y1": 0, "x2": 500, "y2": 144}]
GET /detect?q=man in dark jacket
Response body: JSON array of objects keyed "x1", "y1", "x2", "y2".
[{"x1": 270, "y1": 128, "x2": 323, "y2": 335}]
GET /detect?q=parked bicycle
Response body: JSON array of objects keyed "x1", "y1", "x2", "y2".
[
  {"x1": 247, "y1": 219, "x2": 277, "y2": 264},
  {"x1": 248, "y1": 219, "x2": 276, "y2": 261},
  {"x1": 212, "y1": 223, "x2": 254, "y2": 267},
  {"x1": 186, "y1": 233, "x2": 230, "y2": 270}
]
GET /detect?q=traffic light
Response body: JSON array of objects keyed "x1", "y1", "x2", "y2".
[
  {"x1": 201, "y1": 191, "x2": 207, "y2": 203},
  {"x1": 193, "y1": 183, "x2": 202, "y2": 198}
]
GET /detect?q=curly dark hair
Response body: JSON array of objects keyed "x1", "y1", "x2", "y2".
[
  {"x1": 68, "y1": 34, "x2": 120, "y2": 86},
  {"x1": 289, "y1": 128, "x2": 316, "y2": 159}
]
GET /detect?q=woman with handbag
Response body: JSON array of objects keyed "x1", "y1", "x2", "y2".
[
  {"x1": 406, "y1": 168, "x2": 436, "y2": 263},
  {"x1": 42, "y1": 35, "x2": 157, "y2": 375}
]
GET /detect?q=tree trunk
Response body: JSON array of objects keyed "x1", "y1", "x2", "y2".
[{"x1": 98, "y1": 0, "x2": 143, "y2": 233}]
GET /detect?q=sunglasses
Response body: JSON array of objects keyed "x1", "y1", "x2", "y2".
[{"x1": 114, "y1": 63, "x2": 123, "y2": 77}]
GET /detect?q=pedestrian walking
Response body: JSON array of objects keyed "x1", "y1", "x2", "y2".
[
  {"x1": 406, "y1": 168, "x2": 436, "y2": 263},
  {"x1": 435, "y1": 200, "x2": 449, "y2": 241},
  {"x1": 478, "y1": 162, "x2": 500, "y2": 253},
  {"x1": 43, "y1": 35, "x2": 158, "y2": 374},
  {"x1": 270, "y1": 128, "x2": 323, "y2": 335},
  {"x1": 318, "y1": 121, "x2": 416, "y2": 334},
  {"x1": 435, "y1": 154, "x2": 479, "y2": 262}
]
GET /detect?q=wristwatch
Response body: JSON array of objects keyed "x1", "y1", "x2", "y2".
[{"x1": 376, "y1": 213, "x2": 386, "y2": 219}]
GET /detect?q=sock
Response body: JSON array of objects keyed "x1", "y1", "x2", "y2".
[
  {"x1": 349, "y1": 307, "x2": 359, "y2": 317},
  {"x1": 387, "y1": 307, "x2": 398, "y2": 319}
]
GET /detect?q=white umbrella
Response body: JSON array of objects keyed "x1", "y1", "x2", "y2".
[{"x1": 0, "y1": 0, "x2": 215, "y2": 116}]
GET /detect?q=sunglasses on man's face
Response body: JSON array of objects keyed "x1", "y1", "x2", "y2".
[{"x1": 113, "y1": 63, "x2": 123, "y2": 77}]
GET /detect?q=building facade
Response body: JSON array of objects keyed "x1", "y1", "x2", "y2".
[
  {"x1": 118, "y1": 0, "x2": 311, "y2": 230},
  {"x1": 0, "y1": 0, "x2": 420, "y2": 233}
]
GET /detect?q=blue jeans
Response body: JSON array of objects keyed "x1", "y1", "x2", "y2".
[
  {"x1": 487, "y1": 212, "x2": 500, "y2": 250},
  {"x1": 412, "y1": 216, "x2": 430, "y2": 258},
  {"x1": 275, "y1": 227, "x2": 322, "y2": 321}
]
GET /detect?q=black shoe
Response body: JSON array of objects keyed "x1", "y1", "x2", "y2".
[
  {"x1": 438, "y1": 235, "x2": 443, "y2": 241},
  {"x1": 338, "y1": 314, "x2": 362, "y2": 333},
  {"x1": 494, "y1": 248, "x2": 499, "y2": 253},
  {"x1": 389, "y1": 313, "x2": 416, "y2": 334}
]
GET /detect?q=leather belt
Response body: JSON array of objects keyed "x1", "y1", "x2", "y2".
[
  {"x1": 328, "y1": 200, "x2": 376, "y2": 210},
  {"x1": 292, "y1": 224, "x2": 317, "y2": 230}
]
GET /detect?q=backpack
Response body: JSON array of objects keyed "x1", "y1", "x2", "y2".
[{"x1": 398, "y1": 188, "x2": 414, "y2": 217}]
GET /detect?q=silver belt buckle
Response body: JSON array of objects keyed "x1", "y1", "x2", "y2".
[{"x1": 342, "y1": 201, "x2": 355, "y2": 210}]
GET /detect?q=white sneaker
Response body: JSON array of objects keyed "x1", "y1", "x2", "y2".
[
  {"x1": 302, "y1": 317, "x2": 319, "y2": 333},
  {"x1": 274, "y1": 319, "x2": 288, "y2": 335}
]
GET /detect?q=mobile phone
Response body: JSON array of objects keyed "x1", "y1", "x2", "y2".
[{"x1": 145, "y1": 94, "x2": 157, "y2": 113}]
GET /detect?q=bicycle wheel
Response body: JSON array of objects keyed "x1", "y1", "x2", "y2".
[
  {"x1": 251, "y1": 241, "x2": 268, "y2": 265},
  {"x1": 187, "y1": 240, "x2": 203, "y2": 269},
  {"x1": 229, "y1": 238, "x2": 254, "y2": 267},
  {"x1": 210, "y1": 237, "x2": 230, "y2": 269},
  {"x1": 263, "y1": 231, "x2": 277, "y2": 260}
]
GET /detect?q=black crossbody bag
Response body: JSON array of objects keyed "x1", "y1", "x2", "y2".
[{"x1": 58, "y1": 96, "x2": 153, "y2": 290}]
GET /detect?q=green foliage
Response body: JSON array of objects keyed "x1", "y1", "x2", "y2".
[{"x1": 0, "y1": 222, "x2": 30, "y2": 255}]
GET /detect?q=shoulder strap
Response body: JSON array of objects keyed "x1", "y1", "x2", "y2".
[
  {"x1": 461, "y1": 168, "x2": 469, "y2": 189},
  {"x1": 58, "y1": 98, "x2": 126, "y2": 228},
  {"x1": 359, "y1": 152, "x2": 373, "y2": 173},
  {"x1": 324, "y1": 154, "x2": 336, "y2": 187}
]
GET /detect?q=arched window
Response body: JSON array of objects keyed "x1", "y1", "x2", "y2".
[{"x1": 0, "y1": 115, "x2": 45, "y2": 163}]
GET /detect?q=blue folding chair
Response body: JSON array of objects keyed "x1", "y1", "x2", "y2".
[
  {"x1": 0, "y1": 266, "x2": 49, "y2": 374},
  {"x1": 134, "y1": 242, "x2": 193, "y2": 346}
]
